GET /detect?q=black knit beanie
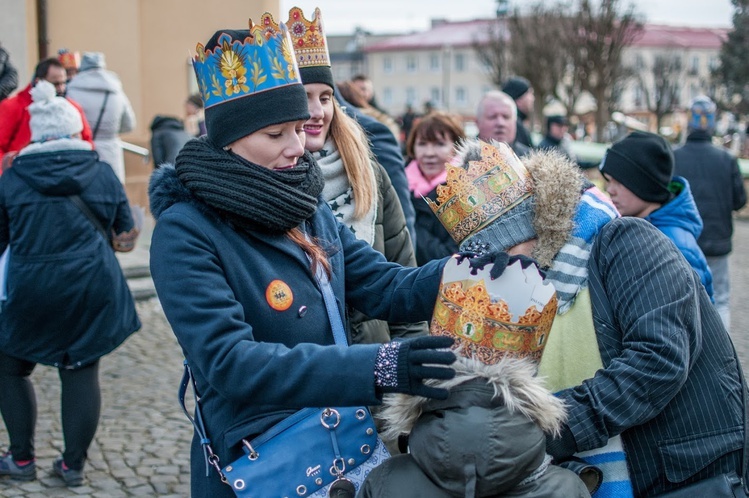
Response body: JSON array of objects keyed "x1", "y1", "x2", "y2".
[
  {"x1": 502, "y1": 76, "x2": 531, "y2": 100},
  {"x1": 599, "y1": 131, "x2": 674, "y2": 203},
  {"x1": 199, "y1": 29, "x2": 310, "y2": 148}
]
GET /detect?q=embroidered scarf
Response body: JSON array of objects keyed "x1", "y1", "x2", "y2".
[
  {"x1": 175, "y1": 137, "x2": 324, "y2": 234},
  {"x1": 313, "y1": 139, "x2": 377, "y2": 246},
  {"x1": 545, "y1": 186, "x2": 619, "y2": 314}
]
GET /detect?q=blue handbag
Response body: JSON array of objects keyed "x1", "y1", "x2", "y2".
[{"x1": 178, "y1": 262, "x2": 389, "y2": 497}]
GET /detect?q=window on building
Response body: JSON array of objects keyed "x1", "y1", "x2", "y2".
[
  {"x1": 635, "y1": 54, "x2": 644, "y2": 70},
  {"x1": 455, "y1": 53, "x2": 465, "y2": 72},
  {"x1": 383, "y1": 87, "x2": 393, "y2": 105},
  {"x1": 709, "y1": 56, "x2": 719, "y2": 71},
  {"x1": 383, "y1": 57, "x2": 393, "y2": 73},
  {"x1": 430, "y1": 87, "x2": 441, "y2": 105},
  {"x1": 634, "y1": 85, "x2": 643, "y2": 108},
  {"x1": 455, "y1": 86, "x2": 467, "y2": 104},
  {"x1": 673, "y1": 84, "x2": 681, "y2": 107},
  {"x1": 406, "y1": 87, "x2": 417, "y2": 104},
  {"x1": 430, "y1": 53, "x2": 440, "y2": 71},
  {"x1": 406, "y1": 55, "x2": 418, "y2": 72},
  {"x1": 690, "y1": 55, "x2": 700, "y2": 74}
]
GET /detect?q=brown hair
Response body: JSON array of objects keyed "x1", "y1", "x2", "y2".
[
  {"x1": 329, "y1": 100, "x2": 376, "y2": 218},
  {"x1": 336, "y1": 80, "x2": 368, "y2": 109},
  {"x1": 406, "y1": 111, "x2": 465, "y2": 158},
  {"x1": 287, "y1": 227, "x2": 331, "y2": 278}
]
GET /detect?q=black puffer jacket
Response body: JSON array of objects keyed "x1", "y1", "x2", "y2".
[{"x1": 674, "y1": 130, "x2": 747, "y2": 256}]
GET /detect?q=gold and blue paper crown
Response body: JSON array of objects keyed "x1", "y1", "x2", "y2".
[
  {"x1": 192, "y1": 19, "x2": 309, "y2": 147},
  {"x1": 259, "y1": 7, "x2": 334, "y2": 88},
  {"x1": 426, "y1": 141, "x2": 533, "y2": 245},
  {"x1": 193, "y1": 20, "x2": 301, "y2": 109}
]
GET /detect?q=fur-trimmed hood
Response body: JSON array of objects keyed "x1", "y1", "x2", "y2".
[
  {"x1": 378, "y1": 355, "x2": 566, "y2": 443},
  {"x1": 148, "y1": 163, "x2": 222, "y2": 225}
]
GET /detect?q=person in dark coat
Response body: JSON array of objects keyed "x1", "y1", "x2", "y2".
[
  {"x1": 538, "y1": 115, "x2": 575, "y2": 162},
  {"x1": 149, "y1": 115, "x2": 191, "y2": 168},
  {"x1": 149, "y1": 22, "x2": 457, "y2": 498},
  {"x1": 0, "y1": 80, "x2": 140, "y2": 487},
  {"x1": 674, "y1": 95, "x2": 747, "y2": 329},
  {"x1": 502, "y1": 76, "x2": 535, "y2": 149},
  {"x1": 404, "y1": 111, "x2": 464, "y2": 265},
  {"x1": 0, "y1": 44, "x2": 18, "y2": 102}
]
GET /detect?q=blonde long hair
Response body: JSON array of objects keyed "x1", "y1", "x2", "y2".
[{"x1": 328, "y1": 100, "x2": 376, "y2": 219}]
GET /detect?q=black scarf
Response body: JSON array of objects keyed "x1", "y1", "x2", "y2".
[{"x1": 175, "y1": 137, "x2": 324, "y2": 234}]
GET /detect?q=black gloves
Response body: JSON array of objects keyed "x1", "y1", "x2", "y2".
[
  {"x1": 456, "y1": 251, "x2": 542, "y2": 279},
  {"x1": 374, "y1": 336, "x2": 456, "y2": 400}
]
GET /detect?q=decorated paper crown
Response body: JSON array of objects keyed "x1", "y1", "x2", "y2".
[
  {"x1": 426, "y1": 141, "x2": 533, "y2": 245},
  {"x1": 193, "y1": 21, "x2": 300, "y2": 109},
  {"x1": 259, "y1": 7, "x2": 334, "y2": 88},
  {"x1": 57, "y1": 49, "x2": 80, "y2": 70},
  {"x1": 431, "y1": 257, "x2": 557, "y2": 365},
  {"x1": 191, "y1": 19, "x2": 309, "y2": 147}
]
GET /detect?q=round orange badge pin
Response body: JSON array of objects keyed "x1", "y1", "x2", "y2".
[{"x1": 266, "y1": 280, "x2": 293, "y2": 311}]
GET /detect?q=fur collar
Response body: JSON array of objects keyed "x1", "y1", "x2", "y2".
[
  {"x1": 378, "y1": 356, "x2": 566, "y2": 443},
  {"x1": 18, "y1": 138, "x2": 92, "y2": 156},
  {"x1": 148, "y1": 164, "x2": 222, "y2": 224}
]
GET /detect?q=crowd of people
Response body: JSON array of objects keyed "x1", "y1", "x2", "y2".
[{"x1": 0, "y1": 5, "x2": 747, "y2": 498}]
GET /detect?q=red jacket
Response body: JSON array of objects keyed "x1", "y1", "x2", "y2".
[{"x1": 0, "y1": 83, "x2": 94, "y2": 165}]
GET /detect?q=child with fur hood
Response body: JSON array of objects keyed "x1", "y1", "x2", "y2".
[{"x1": 359, "y1": 141, "x2": 593, "y2": 498}]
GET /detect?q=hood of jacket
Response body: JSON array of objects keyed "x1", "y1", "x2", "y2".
[
  {"x1": 12, "y1": 139, "x2": 99, "y2": 196},
  {"x1": 378, "y1": 357, "x2": 566, "y2": 496},
  {"x1": 150, "y1": 115, "x2": 185, "y2": 132},
  {"x1": 68, "y1": 68, "x2": 123, "y2": 93},
  {"x1": 379, "y1": 356, "x2": 566, "y2": 440},
  {"x1": 646, "y1": 176, "x2": 703, "y2": 238}
]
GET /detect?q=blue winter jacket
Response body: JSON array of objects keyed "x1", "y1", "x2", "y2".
[
  {"x1": 645, "y1": 176, "x2": 714, "y2": 299},
  {"x1": 148, "y1": 165, "x2": 445, "y2": 497},
  {"x1": 0, "y1": 144, "x2": 140, "y2": 368}
]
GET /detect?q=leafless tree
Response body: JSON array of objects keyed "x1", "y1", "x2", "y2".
[
  {"x1": 569, "y1": 0, "x2": 644, "y2": 141},
  {"x1": 637, "y1": 51, "x2": 685, "y2": 132},
  {"x1": 506, "y1": 2, "x2": 573, "y2": 125},
  {"x1": 472, "y1": 19, "x2": 509, "y2": 89}
]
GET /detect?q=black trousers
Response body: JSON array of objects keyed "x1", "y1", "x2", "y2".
[{"x1": 0, "y1": 352, "x2": 100, "y2": 470}]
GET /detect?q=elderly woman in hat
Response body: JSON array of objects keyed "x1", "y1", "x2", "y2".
[
  {"x1": 148, "y1": 16, "x2": 460, "y2": 498},
  {"x1": 0, "y1": 80, "x2": 139, "y2": 487}
]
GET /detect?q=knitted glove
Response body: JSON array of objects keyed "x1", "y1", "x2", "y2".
[
  {"x1": 374, "y1": 336, "x2": 456, "y2": 400},
  {"x1": 458, "y1": 251, "x2": 542, "y2": 280}
]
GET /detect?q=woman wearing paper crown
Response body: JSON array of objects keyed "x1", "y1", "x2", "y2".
[
  {"x1": 360, "y1": 143, "x2": 592, "y2": 498},
  {"x1": 413, "y1": 139, "x2": 745, "y2": 497},
  {"x1": 0, "y1": 80, "x2": 140, "y2": 486},
  {"x1": 148, "y1": 18, "x2": 463, "y2": 498},
  {"x1": 260, "y1": 6, "x2": 426, "y2": 346}
]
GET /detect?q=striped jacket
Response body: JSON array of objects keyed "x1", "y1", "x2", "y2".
[{"x1": 553, "y1": 217, "x2": 744, "y2": 497}]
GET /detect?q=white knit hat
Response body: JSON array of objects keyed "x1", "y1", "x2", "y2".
[{"x1": 29, "y1": 80, "x2": 83, "y2": 142}]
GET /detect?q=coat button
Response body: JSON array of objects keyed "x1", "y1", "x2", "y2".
[{"x1": 298, "y1": 306, "x2": 307, "y2": 317}]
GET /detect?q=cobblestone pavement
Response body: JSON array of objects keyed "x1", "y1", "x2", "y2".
[{"x1": 0, "y1": 219, "x2": 748, "y2": 497}]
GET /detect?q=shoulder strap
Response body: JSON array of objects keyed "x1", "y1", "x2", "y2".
[
  {"x1": 92, "y1": 90, "x2": 111, "y2": 140},
  {"x1": 67, "y1": 195, "x2": 110, "y2": 244}
]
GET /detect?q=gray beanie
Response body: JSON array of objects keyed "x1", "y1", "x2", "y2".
[{"x1": 79, "y1": 52, "x2": 106, "y2": 72}]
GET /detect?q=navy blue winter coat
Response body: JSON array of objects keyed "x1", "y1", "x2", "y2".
[
  {"x1": 646, "y1": 176, "x2": 713, "y2": 298},
  {"x1": 148, "y1": 165, "x2": 445, "y2": 497},
  {"x1": 0, "y1": 143, "x2": 140, "y2": 368}
]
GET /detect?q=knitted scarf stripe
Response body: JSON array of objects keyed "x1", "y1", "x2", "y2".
[
  {"x1": 546, "y1": 187, "x2": 619, "y2": 314},
  {"x1": 174, "y1": 138, "x2": 324, "y2": 233}
]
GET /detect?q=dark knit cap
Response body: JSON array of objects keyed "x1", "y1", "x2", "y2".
[
  {"x1": 502, "y1": 76, "x2": 531, "y2": 100},
  {"x1": 546, "y1": 115, "x2": 568, "y2": 127},
  {"x1": 299, "y1": 66, "x2": 335, "y2": 90},
  {"x1": 200, "y1": 29, "x2": 310, "y2": 148},
  {"x1": 599, "y1": 131, "x2": 674, "y2": 203}
]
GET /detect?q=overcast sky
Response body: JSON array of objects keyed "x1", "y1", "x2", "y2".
[{"x1": 280, "y1": 0, "x2": 734, "y2": 35}]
